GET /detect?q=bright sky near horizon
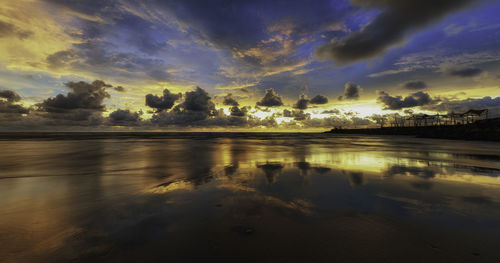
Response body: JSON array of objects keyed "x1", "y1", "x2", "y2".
[{"x1": 0, "y1": 0, "x2": 499, "y2": 130}]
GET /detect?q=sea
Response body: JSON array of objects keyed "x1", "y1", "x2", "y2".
[{"x1": 1, "y1": 133, "x2": 500, "y2": 262}]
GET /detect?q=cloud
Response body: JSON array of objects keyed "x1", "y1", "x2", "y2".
[
  {"x1": 0, "y1": 102, "x2": 29, "y2": 115},
  {"x1": 141, "y1": 87, "x2": 281, "y2": 128},
  {"x1": 1, "y1": 78, "x2": 379, "y2": 130},
  {"x1": 0, "y1": 90, "x2": 29, "y2": 115},
  {"x1": 446, "y1": 67, "x2": 483, "y2": 77},
  {"x1": 38, "y1": 80, "x2": 110, "y2": 112},
  {"x1": 108, "y1": 109, "x2": 142, "y2": 126},
  {"x1": 256, "y1": 88, "x2": 283, "y2": 107},
  {"x1": 151, "y1": 87, "x2": 218, "y2": 125},
  {"x1": 338, "y1": 82, "x2": 361, "y2": 100},
  {"x1": 151, "y1": 111, "x2": 214, "y2": 126},
  {"x1": 403, "y1": 80, "x2": 427, "y2": 90},
  {"x1": 316, "y1": 0, "x2": 474, "y2": 64},
  {"x1": 309, "y1": 94, "x2": 328, "y2": 104},
  {"x1": 321, "y1": 109, "x2": 340, "y2": 114},
  {"x1": 39, "y1": 109, "x2": 104, "y2": 125},
  {"x1": 0, "y1": 20, "x2": 33, "y2": 39},
  {"x1": 223, "y1": 93, "x2": 239, "y2": 106},
  {"x1": 377, "y1": 90, "x2": 434, "y2": 110},
  {"x1": 283, "y1": 109, "x2": 310, "y2": 120},
  {"x1": 154, "y1": 0, "x2": 349, "y2": 51},
  {"x1": 293, "y1": 94, "x2": 309, "y2": 109},
  {"x1": 113, "y1": 86, "x2": 125, "y2": 92},
  {"x1": 181, "y1": 87, "x2": 216, "y2": 112},
  {"x1": 45, "y1": 50, "x2": 79, "y2": 69},
  {"x1": 425, "y1": 96, "x2": 500, "y2": 117},
  {"x1": 33, "y1": 80, "x2": 113, "y2": 125},
  {"x1": 144, "y1": 0, "x2": 353, "y2": 80},
  {"x1": 296, "y1": 115, "x2": 373, "y2": 128},
  {"x1": 0, "y1": 90, "x2": 21, "y2": 102},
  {"x1": 45, "y1": 42, "x2": 175, "y2": 82},
  {"x1": 145, "y1": 89, "x2": 182, "y2": 112},
  {"x1": 230, "y1": 106, "x2": 249, "y2": 117}
]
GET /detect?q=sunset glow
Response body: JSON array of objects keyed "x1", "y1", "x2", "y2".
[{"x1": 0, "y1": 0, "x2": 499, "y2": 131}]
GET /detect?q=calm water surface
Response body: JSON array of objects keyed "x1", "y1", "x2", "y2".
[{"x1": 1, "y1": 133, "x2": 500, "y2": 262}]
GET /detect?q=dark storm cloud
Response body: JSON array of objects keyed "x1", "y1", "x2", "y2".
[
  {"x1": 145, "y1": 89, "x2": 181, "y2": 112},
  {"x1": 151, "y1": 110, "x2": 213, "y2": 125},
  {"x1": 0, "y1": 90, "x2": 21, "y2": 102},
  {"x1": 256, "y1": 89, "x2": 283, "y2": 107},
  {"x1": 230, "y1": 106, "x2": 249, "y2": 117},
  {"x1": 403, "y1": 80, "x2": 427, "y2": 90},
  {"x1": 446, "y1": 67, "x2": 483, "y2": 77},
  {"x1": 108, "y1": 109, "x2": 142, "y2": 125},
  {"x1": 0, "y1": 90, "x2": 29, "y2": 115},
  {"x1": 293, "y1": 95, "x2": 309, "y2": 110},
  {"x1": 151, "y1": 87, "x2": 217, "y2": 125},
  {"x1": 425, "y1": 96, "x2": 500, "y2": 117},
  {"x1": 316, "y1": 0, "x2": 475, "y2": 64},
  {"x1": 39, "y1": 109, "x2": 104, "y2": 125},
  {"x1": 151, "y1": 110, "x2": 265, "y2": 127},
  {"x1": 0, "y1": 20, "x2": 33, "y2": 39},
  {"x1": 39, "y1": 80, "x2": 110, "y2": 112},
  {"x1": 33, "y1": 80, "x2": 113, "y2": 125},
  {"x1": 377, "y1": 91, "x2": 434, "y2": 110},
  {"x1": 223, "y1": 93, "x2": 239, "y2": 106},
  {"x1": 338, "y1": 82, "x2": 361, "y2": 100},
  {"x1": 0, "y1": 102, "x2": 29, "y2": 115},
  {"x1": 309, "y1": 95, "x2": 328, "y2": 104},
  {"x1": 181, "y1": 87, "x2": 216, "y2": 112},
  {"x1": 148, "y1": 87, "x2": 279, "y2": 127}
]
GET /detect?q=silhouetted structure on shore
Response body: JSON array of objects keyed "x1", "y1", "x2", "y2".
[
  {"x1": 388, "y1": 109, "x2": 489, "y2": 128},
  {"x1": 327, "y1": 109, "x2": 499, "y2": 141}
]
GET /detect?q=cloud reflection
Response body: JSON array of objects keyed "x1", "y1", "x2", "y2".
[{"x1": 1, "y1": 135, "x2": 500, "y2": 262}]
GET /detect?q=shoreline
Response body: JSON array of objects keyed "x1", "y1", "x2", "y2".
[{"x1": 325, "y1": 118, "x2": 500, "y2": 142}]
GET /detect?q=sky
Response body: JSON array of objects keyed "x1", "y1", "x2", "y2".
[{"x1": 0, "y1": 0, "x2": 499, "y2": 131}]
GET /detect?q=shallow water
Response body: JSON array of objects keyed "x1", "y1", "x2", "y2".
[{"x1": 1, "y1": 133, "x2": 500, "y2": 262}]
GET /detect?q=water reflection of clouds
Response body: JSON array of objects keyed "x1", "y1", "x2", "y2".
[
  {"x1": 134, "y1": 136, "x2": 500, "y2": 198},
  {"x1": 2, "y1": 136, "x2": 500, "y2": 262},
  {"x1": 137, "y1": 136, "x2": 500, "y2": 229}
]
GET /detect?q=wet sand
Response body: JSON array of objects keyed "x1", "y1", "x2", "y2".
[{"x1": 1, "y1": 133, "x2": 500, "y2": 262}]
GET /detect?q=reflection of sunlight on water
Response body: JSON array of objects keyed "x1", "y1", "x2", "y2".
[
  {"x1": 149, "y1": 180, "x2": 194, "y2": 194},
  {"x1": 1, "y1": 135, "x2": 500, "y2": 262}
]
